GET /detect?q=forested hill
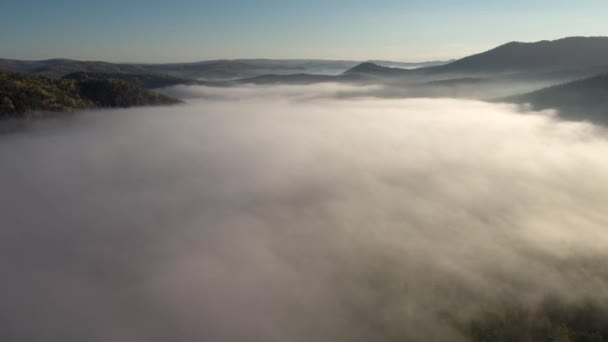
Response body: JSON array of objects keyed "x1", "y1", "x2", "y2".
[
  {"x1": 0, "y1": 71, "x2": 180, "y2": 119},
  {"x1": 63, "y1": 71, "x2": 204, "y2": 89},
  {"x1": 504, "y1": 73, "x2": 608, "y2": 123}
]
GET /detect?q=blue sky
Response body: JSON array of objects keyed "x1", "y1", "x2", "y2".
[{"x1": 1, "y1": 0, "x2": 608, "y2": 62}]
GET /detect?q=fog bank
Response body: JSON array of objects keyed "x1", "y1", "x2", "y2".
[{"x1": 2, "y1": 85, "x2": 608, "y2": 342}]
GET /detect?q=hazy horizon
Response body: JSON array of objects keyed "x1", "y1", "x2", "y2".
[
  {"x1": 0, "y1": 56, "x2": 456, "y2": 64},
  {"x1": 2, "y1": 0, "x2": 608, "y2": 63}
]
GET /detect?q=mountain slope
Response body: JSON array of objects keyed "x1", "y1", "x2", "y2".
[
  {"x1": 343, "y1": 37, "x2": 608, "y2": 79},
  {"x1": 261, "y1": 37, "x2": 608, "y2": 89},
  {"x1": 431, "y1": 36, "x2": 608, "y2": 74},
  {"x1": 503, "y1": 73, "x2": 608, "y2": 123}
]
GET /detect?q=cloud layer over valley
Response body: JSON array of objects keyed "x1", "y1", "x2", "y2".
[{"x1": 2, "y1": 85, "x2": 608, "y2": 341}]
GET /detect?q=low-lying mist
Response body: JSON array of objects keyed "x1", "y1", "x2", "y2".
[{"x1": 3, "y1": 84, "x2": 608, "y2": 342}]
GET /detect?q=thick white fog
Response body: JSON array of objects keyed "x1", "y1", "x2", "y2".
[{"x1": 2, "y1": 84, "x2": 608, "y2": 342}]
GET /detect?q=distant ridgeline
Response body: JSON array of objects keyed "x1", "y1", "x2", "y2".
[
  {"x1": 0, "y1": 71, "x2": 181, "y2": 119},
  {"x1": 3, "y1": 37, "x2": 608, "y2": 122}
]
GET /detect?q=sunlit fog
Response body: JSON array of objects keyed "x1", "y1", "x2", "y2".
[{"x1": 3, "y1": 84, "x2": 608, "y2": 341}]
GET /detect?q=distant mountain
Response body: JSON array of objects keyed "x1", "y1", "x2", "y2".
[
  {"x1": 236, "y1": 73, "x2": 343, "y2": 85},
  {"x1": 430, "y1": 37, "x2": 608, "y2": 75},
  {"x1": 184, "y1": 59, "x2": 451, "y2": 78},
  {"x1": 233, "y1": 63, "x2": 404, "y2": 84},
  {"x1": 198, "y1": 59, "x2": 359, "y2": 76},
  {"x1": 0, "y1": 58, "x2": 74, "y2": 74},
  {"x1": 6, "y1": 37, "x2": 607, "y2": 82},
  {"x1": 142, "y1": 60, "x2": 263, "y2": 79},
  {"x1": 503, "y1": 73, "x2": 608, "y2": 123},
  {"x1": 340, "y1": 37, "x2": 608, "y2": 81},
  {"x1": 368, "y1": 60, "x2": 454, "y2": 69},
  {"x1": 0, "y1": 58, "x2": 453, "y2": 80},
  {"x1": 0, "y1": 58, "x2": 149, "y2": 77},
  {"x1": 343, "y1": 62, "x2": 412, "y2": 77},
  {"x1": 0, "y1": 71, "x2": 180, "y2": 119},
  {"x1": 235, "y1": 73, "x2": 365, "y2": 85}
]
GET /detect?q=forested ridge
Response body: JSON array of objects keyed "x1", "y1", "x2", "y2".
[
  {"x1": 504, "y1": 73, "x2": 608, "y2": 123},
  {"x1": 0, "y1": 71, "x2": 180, "y2": 119}
]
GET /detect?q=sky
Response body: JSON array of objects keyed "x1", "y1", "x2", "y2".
[{"x1": 1, "y1": 0, "x2": 608, "y2": 63}]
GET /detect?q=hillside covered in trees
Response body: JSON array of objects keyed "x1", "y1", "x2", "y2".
[
  {"x1": 63, "y1": 71, "x2": 205, "y2": 89},
  {"x1": 0, "y1": 71, "x2": 181, "y2": 119},
  {"x1": 467, "y1": 299, "x2": 608, "y2": 342},
  {"x1": 504, "y1": 73, "x2": 608, "y2": 123}
]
